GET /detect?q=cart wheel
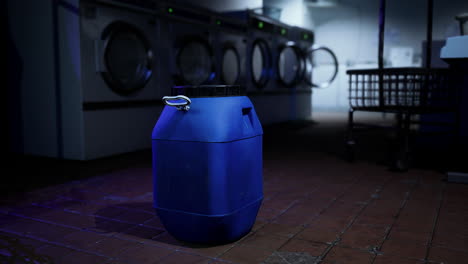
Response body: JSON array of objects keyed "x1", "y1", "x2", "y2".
[{"x1": 345, "y1": 140, "x2": 356, "y2": 162}]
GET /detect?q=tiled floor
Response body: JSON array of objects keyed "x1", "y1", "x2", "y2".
[{"x1": 2, "y1": 117, "x2": 467, "y2": 264}]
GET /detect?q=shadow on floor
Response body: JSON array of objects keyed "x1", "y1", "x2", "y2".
[
  {"x1": 93, "y1": 202, "x2": 232, "y2": 249},
  {"x1": 263, "y1": 118, "x2": 454, "y2": 173}
]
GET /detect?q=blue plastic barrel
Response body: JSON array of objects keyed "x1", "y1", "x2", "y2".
[{"x1": 152, "y1": 85, "x2": 263, "y2": 244}]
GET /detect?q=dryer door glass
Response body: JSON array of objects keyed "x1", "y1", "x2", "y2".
[
  {"x1": 306, "y1": 46, "x2": 338, "y2": 88},
  {"x1": 177, "y1": 40, "x2": 214, "y2": 85},
  {"x1": 222, "y1": 48, "x2": 240, "y2": 85},
  {"x1": 103, "y1": 23, "x2": 153, "y2": 95},
  {"x1": 251, "y1": 40, "x2": 270, "y2": 88},
  {"x1": 278, "y1": 46, "x2": 301, "y2": 87}
]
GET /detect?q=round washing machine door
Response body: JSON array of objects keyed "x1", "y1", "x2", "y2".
[
  {"x1": 221, "y1": 45, "x2": 240, "y2": 85},
  {"x1": 304, "y1": 45, "x2": 338, "y2": 89},
  {"x1": 277, "y1": 42, "x2": 304, "y2": 87},
  {"x1": 101, "y1": 21, "x2": 153, "y2": 96},
  {"x1": 251, "y1": 39, "x2": 272, "y2": 89},
  {"x1": 176, "y1": 38, "x2": 216, "y2": 85}
]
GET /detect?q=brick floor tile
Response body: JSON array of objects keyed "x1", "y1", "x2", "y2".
[
  {"x1": 257, "y1": 223, "x2": 302, "y2": 238},
  {"x1": 240, "y1": 232, "x2": 289, "y2": 250},
  {"x1": 410, "y1": 190, "x2": 442, "y2": 202},
  {"x1": 261, "y1": 197, "x2": 297, "y2": 212},
  {"x1": 37, "y1": 209, "x2": 100, "y2": 229},
  {"x1": 322, "y1": 201, "x2": 363, "y2": 219},
  {"x1": 117, "y1": 243, "x2": 174, "y2": 264},
  {"x1": 121, "y1": 202, "x2": 155, "y2": 213},
  {"x1": 261, "y1": 253, "x2": 289, "y2": 264},
  {"x1": 36, "y1": 244, "x2": 76, "y2": 263},
  {"x1": 378, "y1": 189, "x2": 409, "y2": 201},
  {"x1": 9, "y1": 204, "x2": 56, "y2": 220},
  {"x1": 356, "y1": 215, "x2": 395, "y2": 226},
  {"x1": 297, "y1": 227, "x2": 339, "y2": 244},
  {"x1": 0, "y1": 213, "x2": 22, "y2": 227},
  {"x1": 311, "y1": 216, "x2": 351, "y2": 232},
  {"x1": 373, "y1": 254, "x2": 424, "y2": 264},
  {"x1": 289, "y1": 202, "x2": 324, "y2": 216},
  {"x1": 61, "y1": 249, "x2": 111, "y2": 264},
  {"x1": 380, "y1": 239, "x2": 427, "y2": 259},
  {"x1": 63, "y1": 189, "x2": 108, "y2": 202},
  {"x1": 263, "y1": 251, "x2": 318, "y2": 264},
  {"x1": 393, "y1": 217, "x2": 434, "y2": 233},
  {"x1": 340, "y1": 224, "x2": 388, "y2": 250},
  {"x1": 149, "y1": 232, "x2": 185, "y2": 249},
  {"x1": 3, "y1": 218, "x2": 76, "y2": 243},
  {"x1": 116, "y1": 225, "x2": 164, "y2": 242},
  {"x1": 142, "y1": 216, "x2": 165, "y2": 230},
  {"x1": 219, "y1": 245, "x2": 273, "y2": 264},
  {"x1": 387, "y1": 229, "x2": 430, "y2": 244},
  {"x1": 398, "y1": 211, "x2": 437, "y2": 223},
  {"x1": 432, "y1": 232, "x2": 468, "y2": 252},
  {"x1": 112, "y1": 210, "x2": 154, "y2": 224},
  {"x1": 40, "y1": 196, "x2": 79, "y2": 208},
  {"x1": 323, "y1": 246, "x2": 373, "y2": 264},
  {"x1": 62, "y1": 230, "x2": 106, "y2": 249},
  {"x1": 85, "y1": 237, "x2": 139, "y2": 257},
  {"x1": 257, "y1": 207, "x2": 282, "y2": 221},
  {"x1": 252, "y1": 219, "x2": 267, "y2": 232},
  {"x1": 428, "y1": 246, "x2": 468, "y2": 264},
  {"x1": 279, "y1": 238, "x2": 328, "y2": 257},
  {"x1": 88, "y1": 218, "x2": 136, "y2": 234},
  {"x1": 436, "y1": 218, "x2": 468, "y2": 235},
  {"x1": 367, "y1": 199, "x2": 402, "y2": 213},
  {"x1": 104, "y1": 260, "x2": 129, "y2": 264},
  {"x1": 182, "y1": 243, "x2": 234, "y2": 258},
  {"x1": 0, "y1": 232, "x2": 46, "y2": 249},
  {"x1": 159, "y1": 251, "x2": 212, "y2": 264},
  {"x1": 272, "y1": 206, "x2": 316, "y2": 226},
  {"x1": 80, "y1": 203, "x2": 124, "y2": 218},
  {"x1": 53, "y1": 199, "x2": 119, "y2": 217},
  {"x1": 0, "y1": 232, "x2": 50, "y2": 262}
]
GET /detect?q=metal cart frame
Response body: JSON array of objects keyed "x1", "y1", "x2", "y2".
[{"x1": 345, "y1": 0, "x2": 461, "y2": 171}]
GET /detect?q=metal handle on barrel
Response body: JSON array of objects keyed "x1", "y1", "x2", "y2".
[{"x1": 162, "y1": 95, "x2": 191, "y2": 111}]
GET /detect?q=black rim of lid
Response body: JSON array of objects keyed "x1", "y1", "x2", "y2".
[{"x1": 171, "y1": 85, "x2": 246, "y2": 97}]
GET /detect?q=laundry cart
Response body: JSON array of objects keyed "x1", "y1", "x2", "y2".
[{"x1": 345, "y1": 0, "x2": 461, "y2": 171}]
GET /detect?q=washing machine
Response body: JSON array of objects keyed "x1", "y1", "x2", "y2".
[
  {"x1": 213, "y1": 14, "x2": 248, "y2": 87},
  {"x1": 273, "y1": 24, "x2": 309, "y2": 121},
  {"x1": 158, "y1": 2, "x2": 217, "y2": 92},
  {"x1": 224, "y1": 10, "x2": 297, "y2": 125},
  {"x1": 291, "y1": 26, "x2": 339, "y2": 120},
  {"x1": 292, "y1": 26, "x2": 338, "y2": 90},
  {"x1": 246, "y1": 13, "x2": 277, "y2": 93},
  {"x1": 274, "y1": 24, "x2": 304, "y2": 90},
  {"x1": 7, "y1": 0, "x2": 163, "y2": 160},
  {"x1": 224, "y1": 10, "x2": 276, "y2": 92}
]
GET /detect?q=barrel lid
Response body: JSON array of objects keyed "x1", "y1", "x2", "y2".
[{"x1": 172, "y1": 85, "x2": 246, "y2": 97}]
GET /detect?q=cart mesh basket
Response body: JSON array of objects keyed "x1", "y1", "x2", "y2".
[{"x1": 347, "y1": 67, "x2": 457, "y2": 113}]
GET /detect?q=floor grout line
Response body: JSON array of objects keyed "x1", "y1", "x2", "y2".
[
  {"x1": 218, "y1": 185, "x2": 323, "y2": 262},
  {"x1": 0, "y1": 227, "x2": 115, "y2": 260},
  {"x1": 263, "y1": 174, "x2": 371, "y2": 263},
  {"x1": 369, "y1": 176, "x2": 422, "y2": 264},
  {"x1": 423, "y1": 181, "x2": 447, "y2": 263},
  {"x1": 25, "y1": 202, "x2": 161, "y2": 231},
  {"x1": 316, "y1": 174, "x2": 398, "y2": 264}
]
